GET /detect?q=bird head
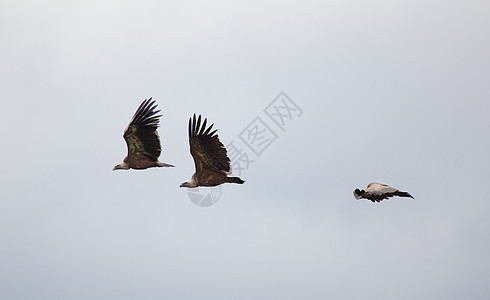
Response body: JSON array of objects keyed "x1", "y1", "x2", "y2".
[
  {"x1": 180, "y1": 180, "x2": 197, "y2": 188},
  {"x1": 113, "y1": 162, "x2": 129, "y2": 170},
  {"x1": 353, "y1": 189, "x2": 364, "y2": 200}
]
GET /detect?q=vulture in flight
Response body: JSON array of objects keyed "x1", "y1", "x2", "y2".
[
  {"x1": 180, "y1": 114, "x2": 245, "y2": 188},
  {"x1": 113, "y1": 98, "x2": 174, "y2": 170},
  {"x1": 353, "y1": 182, "x2": 414, "y2": 202}
]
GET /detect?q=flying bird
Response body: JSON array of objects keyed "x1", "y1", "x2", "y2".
[
  {"x1": 113, "y1": 98, "x2": 174, "y2": 170},
  {"x1": 180, "y1": 114, "x2": 245, "y2": 188},
  {"x1": 353, "y1": 182, "x2": 414, "y2": 202}
]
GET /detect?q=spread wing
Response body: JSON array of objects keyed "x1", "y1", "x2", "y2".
[
  {"x1": 366, "y1": 182, "x2": 413, "y2": 202},
  {"x1": 123, "y1": 98, "x2": 162, "y2": 161},
  {"x1": 188, "y1": 114, "x2": 230, "y2": 173}
]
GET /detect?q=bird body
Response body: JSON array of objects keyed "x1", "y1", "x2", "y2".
[
  {"x1": 354, "y1": 182, "x2": 413, "y2": 202},
  {"x1": 113, "y1": 98, "x2": 174, "y2": 170},
  {"x1": 180, "y1": 114, "x2": 244, "y2": 188}
]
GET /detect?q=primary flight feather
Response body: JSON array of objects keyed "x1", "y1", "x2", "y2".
[{"x1": 113, "y1": 98, "x2": 174, "y2": 170}]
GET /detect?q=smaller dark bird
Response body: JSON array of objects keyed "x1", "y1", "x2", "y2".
[
  {"x1": 353, "y1": 182, "x2": 414, "y2": 202},
  {"x1": 113, "y1": 98, "x2": 174, "y2": 170}
]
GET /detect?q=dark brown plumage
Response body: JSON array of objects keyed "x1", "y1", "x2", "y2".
[
  {"x1": 113, "y1": 98, "x2": 174, "y2": 170},
  {"x1": 180, "y1": 114, "x2": 244, "y2": 187}
]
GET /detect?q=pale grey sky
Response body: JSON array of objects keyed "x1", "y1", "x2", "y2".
[{"x1": 1, "y1": 0, "x2": 489, "y2": 299}]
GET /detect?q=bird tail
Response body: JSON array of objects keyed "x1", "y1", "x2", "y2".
[
  {"x1": 226, "y1": 176, "x2": 245, "y2": 184},
  {"x1": 157, "y1": 162, "x2": 175, "y2": 168},
  {"x1": 395, "y1": 191, "x2": 414, "y2": 199}
]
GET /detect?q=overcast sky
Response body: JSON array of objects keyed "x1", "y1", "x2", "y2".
[{"x1": 1, "y1": 0, "x2": 489, "y2": 299}]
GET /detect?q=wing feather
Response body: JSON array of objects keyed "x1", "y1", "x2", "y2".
[
  {"x1": 123, "y1": 98, "x2": 162, "y2": 160},
  {"x1": 365, "y1": 182, "x2": 414, "y2": 202},
  {"x1": 188, "y1": 114, "x2": 231, "y2": 173}
]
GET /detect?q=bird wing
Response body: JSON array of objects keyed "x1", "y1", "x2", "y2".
[
  {"x1": 188, "y1": 114, "x2": 231, "y2": 173},
  {"x1": 123, "y1": 98, "x2": 162, "y2": 161},
  {"x1": 366, "y1": 183, "x2": 411, "y2": 201}
]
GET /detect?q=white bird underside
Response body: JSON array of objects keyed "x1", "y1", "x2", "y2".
[{"x1": 354, "y1": 182, "x2": 414, "y2": 202}]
